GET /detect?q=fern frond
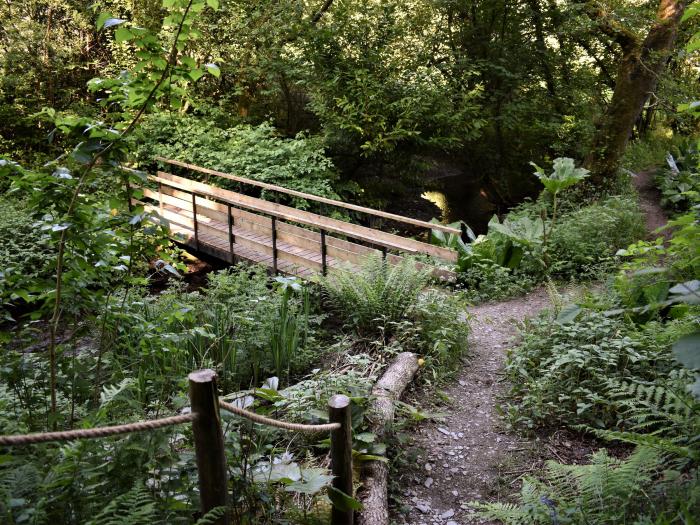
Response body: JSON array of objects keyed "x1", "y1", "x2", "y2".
[
  {"x1": 195, "y1": 506, "x2": 228, "y2": 524},
  {"x1": 85, "y1": 484, "x2": 157, "y2": 525}
]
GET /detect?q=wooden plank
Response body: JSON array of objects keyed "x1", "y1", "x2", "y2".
[
  {"x1": 145, "y1": 187, "x2": 375, "y2": 267},
  {"x1": 152, "y1": 172, "x2": 458, "y2": 262},
  {"x1": 141, "y1": 201, "x2": 329, "y2": 273},
  {"x1": 144, "y1": 207, "x2": 314, "y2": 278},
  {"x1": 140, "y1": 190, "x2": 456, "y2": 280},
  {"x1": 156, "y1": 156, "x2": 462, "y2": 236}
]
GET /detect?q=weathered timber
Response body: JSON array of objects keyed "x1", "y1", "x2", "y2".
[
  {"x1": 329, "y1": 394, "x2": 354, "y2": 525},
  {"x1": 152, "y1": 171, "x2": 458, "y2": 262},
  {"x1": 188, "y1": 369, "x2": 230, "y2": 525},
  {"x1": 357, "y1": 352, "x2": 420, "y2": 525},
  {"x1": 156, "y1": 156, "x2": 462, "y2": 236}
]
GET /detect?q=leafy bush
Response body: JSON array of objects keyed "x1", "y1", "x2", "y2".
[
  {"x1": 133, "y1": 113, "x2": 348, "y2": 208},
  {"x1": 548, "y1": 196, "x2": 645, "y2": 279},
  {"x1": 0, "y1": 196, "x2": 53, "y2": 319},
  {"x1": 320, "y1": 256, "x2": 430, "y2": 337},
  {"x1": 473, "y1": 446, "x2": 700, "y2": 524},
  {"x1": 504, "y1": 312, "x2": 685, "y2": 430},
  {"x1": 614, "y1": 211, "x2": 699, "y2": 320},
  {"x1": 107, "y1": 266, "x2": 321, "y2": 396},
  {"x1": 656, "y1": 138, "x2": 700, "y2": 214},
  {"x1": 431, "y1": 159, "x2": 644, "y2": 301},
  {"x1": 457, "y1": 260, "x2": 536, "y2": 303},
  {"x1": 411, "y1": 288, "x2": 470, "y2": 372}
]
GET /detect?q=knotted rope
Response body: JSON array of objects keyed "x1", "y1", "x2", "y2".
[
  {"x1": 0, "y1": 414, "x2": 196, "y2": 446},
  {"x1": 218, "y1": 400, "x2": 340, "y2": 433}
]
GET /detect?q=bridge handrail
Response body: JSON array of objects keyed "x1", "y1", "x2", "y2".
[
  {"x1": 148, "y1": 172, "x2": 458, "y2": 262},
  {"x1": 155, "y1": 156, "x2": 462, "y2": 236}
]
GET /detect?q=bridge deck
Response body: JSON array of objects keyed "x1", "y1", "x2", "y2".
[{"x1": 136, "y1": 162, "x2": 458, "y2": 281}]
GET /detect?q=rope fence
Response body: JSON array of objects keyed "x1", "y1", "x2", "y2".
[
  {"x1": 0, "y1": 368, "x2": 355, "y2": 525},
  {"x1": 0, "y1": 414, "x2": 196, "y2": 446},
  {"x1": 218, "y1": 399, "x2": 340, "y2": 433}
]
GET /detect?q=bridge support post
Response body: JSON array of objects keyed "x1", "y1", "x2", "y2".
[
  {"x1": 191, "y1": 192, "x2": 200, "y2": 251},
  {"x1": 227, "y1": 203, "x2": 235, "y2": 264},
  {"x1": 321, "y1": 229, "x2": 328, "y2": 276},
  {"x1": 271, "y1": 216, "x2": 278, "y2": 274}
]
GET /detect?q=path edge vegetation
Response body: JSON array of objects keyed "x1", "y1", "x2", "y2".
[{"x1": 0, "y1": 0, "x2": 699, "y2": 523}]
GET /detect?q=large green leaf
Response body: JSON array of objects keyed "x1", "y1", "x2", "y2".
[
  {"x1": 531, "y1": 157, "x2": 589, "y2": 195},
  {"x1": 672, "y1": 332, "x2": 700, "y2": 370},
  {"x1": 328, "y1": 487, "x2": 363, "y2": 511},
  {"x1": 285, "y1": 468, "x2": 333, "y2": 495}
]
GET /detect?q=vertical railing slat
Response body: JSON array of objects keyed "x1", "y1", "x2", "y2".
[
  {"x1": 271, "y1": 215, "x2": 278, "y2": 274},
  {"x1": 321, "y1": 229, "x2": 328, "y2": 276},
  {"x1": 227, "y1": 203, "x2": 234, "y2": 264},
  {"x1": 191, "y1": 192, "x2": 200, "y2": 251}
]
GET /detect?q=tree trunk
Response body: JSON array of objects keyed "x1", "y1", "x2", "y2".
[{"x1": 585, "y1": 0, "x2": 685, "y2": 185}]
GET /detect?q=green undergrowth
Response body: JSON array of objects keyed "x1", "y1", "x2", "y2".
[
  {"x1": 0, "y1": 196, "x2": 53, "y2": 320},
  {"x1": 319, "y1": 255, "x2": 470, "y2": 377},
  {"x1": 432, "y1": 158, "x2": 646, "y2": 305},
  {"x1": 477, "y1": 203, "x2": 700, "y2": 523},
  {"x1": 1, "y1": 254, "x2": 469, "y2": 523},
  {"x1": 133, "y1": 111, "x2": 356, "y2": 211}
]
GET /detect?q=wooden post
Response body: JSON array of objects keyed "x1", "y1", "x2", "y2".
[
  {"x1": 321, "y1": 229, "x2": 328, "y2": 276},
  {"x1": 191, "y1": 192, "x2": 200, "y2": 251},
  {"x1": 271, "y1": 216, "x2": 278, "y2": 274},
  {"x1": 227, "y1": 203, "x2": 235, "y2": 264},
  {"x1": 189, "y1": 369, "x2": 230, "y2": 525},
  {"x1": 329, "y1": 394, "x2": 353, "y2": 525}
]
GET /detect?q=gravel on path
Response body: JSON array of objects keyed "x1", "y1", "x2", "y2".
[{"x1": 395, "y1": 288, "x2": 553, "y2": 525}]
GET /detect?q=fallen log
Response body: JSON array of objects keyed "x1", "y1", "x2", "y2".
[{"x1": 357, "y1": 352, "x2": 420, "y2": 525}]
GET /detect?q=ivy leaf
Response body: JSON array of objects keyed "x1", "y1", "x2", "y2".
[
  {"x1": 206, "y1": 0, "x2": 220, "y2": 10},
  {"x1": 205, "y1": 63, "x2": 221, "y2": 78}
]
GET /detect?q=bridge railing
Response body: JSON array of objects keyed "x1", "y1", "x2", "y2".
[
  {"x1": 0, "y1": 369, "x2": 355, "y2": 525},
  {"x1": 135, "y1": 169, "x2": 458, "y2": 280},
  {"x1": 156, "y1": 156, "x2": 464, "y2": 237}
]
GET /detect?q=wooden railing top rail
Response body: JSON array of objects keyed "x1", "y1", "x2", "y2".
[
  {"x1": 155, "y1": 156, "x2": 462, "y2": 236},
  {"x1": 150, "y1": 171, "x2": 458, "y2": 262}
]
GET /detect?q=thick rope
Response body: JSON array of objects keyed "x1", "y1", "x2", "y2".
[
  {"x1": 0, "y1": 414, "x2": 196, "y2": 446},
  {"x1": 218, "y1": 400, "x2": 340, "y2": 433}
]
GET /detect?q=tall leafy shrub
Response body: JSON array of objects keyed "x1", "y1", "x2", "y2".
[{"x1": 133, "y1": 113, "x2": 345, "y2": 208}]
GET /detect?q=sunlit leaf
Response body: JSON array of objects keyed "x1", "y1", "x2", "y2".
[{"x1": 205, "y1": 63, "x2": 221, "y2": 78}]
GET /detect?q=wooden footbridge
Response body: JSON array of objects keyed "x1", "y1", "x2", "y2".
[{"x1": 134, "y1": 158, "x2": 460, "y2": 280}]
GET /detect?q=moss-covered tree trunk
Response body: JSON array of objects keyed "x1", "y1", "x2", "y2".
[{"x1": 585, "y1": 0, "x2": 686, "y2": 185}]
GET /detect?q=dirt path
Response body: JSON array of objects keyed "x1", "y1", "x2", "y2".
[
  {"x1": 394, "y1": 288, "x2": 553, "y2": 524},
  {"x1": 632, "y1": 169, "x2": 669, "y2": 237},
  {"x1": 391, "y1": 172, "x2": 668, "y2": 524}
]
